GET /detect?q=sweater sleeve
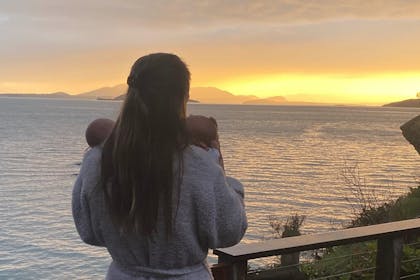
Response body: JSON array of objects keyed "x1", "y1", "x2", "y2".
[
  {"x1": 198, "y1": 167, "x2": 247, "y2": 249},
  {"x1": 72, "y1": 147, "x2": 105, "y2": 247}
]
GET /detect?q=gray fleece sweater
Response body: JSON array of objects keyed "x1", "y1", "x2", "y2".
[{"x1": 72, "y1": 145, "x2": 247, "y2": 279}]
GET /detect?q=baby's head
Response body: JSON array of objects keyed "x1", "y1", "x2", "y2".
[
  {"x1": 186, "y1": 115, "x2": 218, "y2": 147},
  {"x1": 85, "y1": 118, "x2": 115, "y2": 147}
]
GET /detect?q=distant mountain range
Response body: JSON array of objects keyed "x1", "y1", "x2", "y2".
[
  {"x1": 0, "y1": 92, "x2": 71, "y2": 98},
  {"x1": 189, "y1": 87, "x2": 257, "y2": 104},
  {"x1": 113, "y1": 86, "x2": 258, "y2": 104},
  {"x1": 242, "y1": 96, "x2": 324, "y2": 106},
  {"x1": 383, "y1": 99, "x2": 420, "y2": 108},
  {"x1": 0, "y1": 84, "x2": 324, "y2": 105},
  {"x1": 0, "y1": 84, "x2": 128, "y2": 100},
  {"x1": 3, "y1": 85, "x2": 418, "y2": 107},
  {"x1": 78, "y1": 84, "x2": 128, "y2": 99}
]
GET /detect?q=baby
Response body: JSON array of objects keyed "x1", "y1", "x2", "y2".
[
  {"x1": 85, "y1": 118, "x2": 115, "y2": 147},
  {"x1": 185, "y1": 115, "x2": 222, "y2": 166},
  {"x1": 85, "y1": 115, "x2": 222, "y2": 166}
]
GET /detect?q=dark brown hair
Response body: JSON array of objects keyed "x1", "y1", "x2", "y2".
[{"x1": 101, "y1": 53, "x2": 190, "y2": 235}]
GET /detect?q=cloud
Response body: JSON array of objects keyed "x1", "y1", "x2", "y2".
[
  {"x1": 2, "y1": 1, "x2": 420, "y2": 28},
  {"x1": 1, "y1": 0, "x2": 419, "y2": 52},
  {"x1": 0, "y1": 14, "x2": 9, "y2": 23},
  {"x1": 1, "y1": 1, "x2": 418, "y2": 45},
  {"x1": 1, "y1": 1, "x2": 420, "y2": 94}
]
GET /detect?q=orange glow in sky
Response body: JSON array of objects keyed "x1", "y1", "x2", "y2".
[
  {"x1": 216, "y1": 72, "x2": 420, "y2": 104},
  {"x1": 1, "y1": 1, "x2": 420, "y2": 105}
]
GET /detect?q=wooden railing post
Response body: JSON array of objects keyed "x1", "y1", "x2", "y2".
[
  {"x1": 231, "y1": 260, "x2": 247, "y2": 280},
  {"x1": 375, "y1": 236, "x2": 403, "y2": 280},
  {"x1": 216, "y1": 255, "x2": 247, "y2": 280}
]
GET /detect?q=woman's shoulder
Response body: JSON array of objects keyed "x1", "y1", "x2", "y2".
[
  {"x1": 181, "y1": 145, "x2": 225, "y2": 186},
  {"x1": 183, "y1": 145, "x2": 220, "y2": 172},
  {"x1": 82, "y1": 146, "x2": 102, "y2": 169},
  {"x1": 182, "y1": 146, "x2": 244, "y2": 197}
]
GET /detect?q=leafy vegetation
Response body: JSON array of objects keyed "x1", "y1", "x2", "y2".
[
  {"x1": 269, "y1": 214, "x2": 306, "y2": 238},
  {"x1": 267, "y1": 164, "x2": 420, "y2": 279},
  {"x1": 301, "y1": 182, "x2": 420, "y2": 279}
]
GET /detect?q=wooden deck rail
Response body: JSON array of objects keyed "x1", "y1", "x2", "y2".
[{"x1": 213, "y1": 218, "x2": 420, "y2": 280}]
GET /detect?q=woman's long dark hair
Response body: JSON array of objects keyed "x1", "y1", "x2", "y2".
[{"x1": 101, "y1": 53, "x2": 190, "y2": 235}]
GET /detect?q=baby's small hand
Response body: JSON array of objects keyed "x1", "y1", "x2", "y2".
[
  {"x1": 210, "y1": 140, "x2": 220, "y2": 151},
  {"x1": 195, "y1": 141, "x2": 210, "y2": 151}
]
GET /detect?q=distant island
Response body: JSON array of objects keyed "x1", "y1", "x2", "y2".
[
  {"x1": 4, "y1": 85, "x2": 419, "y2": 107},
  {"x1": 0, "y1": 84, "x2": 128, "y2": 100},
  {"x1": 242, "y1": 96, "x2": 327, "y2": 106},
  {"x1": 242, "y1": 96, "x2": 286, "y2": 105},
  {"x1": 112, "y1": 86, "x2": 329, "y2": 105},
  {"x1": 383, "y1": 99, "x2": 420, "y2": 108},
  {"x1": 0, "y1": 84, "x2": 327, "y2": 106},
  {"x1": 0, "y1": 92, "x2": 71, "y2": 98}
]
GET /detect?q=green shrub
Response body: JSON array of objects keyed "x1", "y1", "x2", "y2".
[
  {"x1": 302, "y1": 186, "x2": 420, "y2": 279},
  {"x1": 265, "y1": 163, "x2": 420, "y2": 279}
]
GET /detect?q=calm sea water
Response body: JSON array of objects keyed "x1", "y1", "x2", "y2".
[{"x1": 1, "y1": 97, "x2": 420, "y2": 278}]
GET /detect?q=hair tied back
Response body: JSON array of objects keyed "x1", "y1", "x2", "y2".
[{"x1": 127, "y1": 75, "x2": 138, "y2": 88}]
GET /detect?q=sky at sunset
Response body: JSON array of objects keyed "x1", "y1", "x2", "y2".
[{"x1": 1, "y1": 1, "x2": 420, "y2": 105}]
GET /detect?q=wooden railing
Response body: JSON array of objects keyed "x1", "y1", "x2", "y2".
[{"x1": 212, "y1": 218, "x2": 420, "y2": 280}]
